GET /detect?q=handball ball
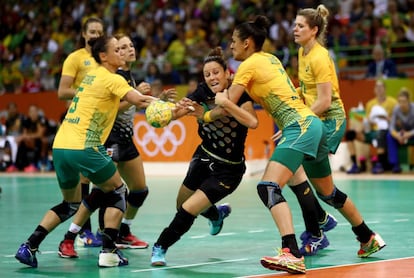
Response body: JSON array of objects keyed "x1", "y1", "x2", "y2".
[{"x1": 145, "y1": 100, "x2": 176, "y2": 128}]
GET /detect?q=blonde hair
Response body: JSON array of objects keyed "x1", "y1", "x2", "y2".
[{"x1": 297, "y1": 4, "x2": 330, "y2": 46}]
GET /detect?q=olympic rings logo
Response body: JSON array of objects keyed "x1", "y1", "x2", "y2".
[{"x1": 133, "y1": 119, "x2": 186, "y2": 157}]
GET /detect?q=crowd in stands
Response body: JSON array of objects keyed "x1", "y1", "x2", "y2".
[
  {"x1": 1, "y1": 0, "x2": 414, "y2": 95},
  {"x1": 1, "y1": 0, "x2": 414, "y2": 173}
]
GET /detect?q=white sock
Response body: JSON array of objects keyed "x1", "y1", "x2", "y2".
[
  {"x1": 69, "y1": 223, "x2": 82, "y2": 234},
  {"x1": 122, "y1": 218, "x2": 132, "y2": 226}
]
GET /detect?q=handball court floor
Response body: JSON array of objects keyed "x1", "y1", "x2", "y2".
[{"x1": 0, "y1": 172, "x2": 413, "y2": 278}]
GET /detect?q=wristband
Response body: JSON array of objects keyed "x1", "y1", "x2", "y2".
[{"x1": 203, "y1": 110, "x2": 213, "y2": 122}]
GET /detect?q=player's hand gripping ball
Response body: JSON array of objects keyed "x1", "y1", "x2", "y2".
[{"x1": 145, "y1": 99, "x2": 176, "y2": 128}]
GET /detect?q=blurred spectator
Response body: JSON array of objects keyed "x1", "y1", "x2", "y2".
[
  {"x1": 165, "y1": 29, "x2": 187, "y2": 68},
  {"x1": 391, "y1": 25, "x2": 414, "y2": 65},
  {"x1": 12, "y1": 105, "x2": 50, "y2": 172},
  {"x1": 406, "y1": 13, "x2": 414, "y2": 42},
  {"x1": 1, "y1": 59, "x2": 24, "y2": 93},
  {"x1": 327, "y1": 23, "x2": 349, "y2": 58},
  {"x1": 19, "y1": 43, "x2": 35, "y2": 78},
  {"x1": 3, "y1": 102, "x2": 24, "y2": 171},
  {"x1": 32, "y1": 48, "x2": 55, "y2": 90},
  {"x1": 366, "y1": 44, "x2": 398, "y2": 79},
  {"x1": 160, "y1": 61, "x2": 182, "y2": 85},
  {"x1": 387, "y1": 88, "x2": 414, "y2": 173},
  {"x1": 349, "y1": 0, "x2": 365, "y2": 25},
  {"x1": 186, "y1": 77, "x2": 199, "y2": 96},
  {"x1": 145, "y1": 62, "x2": 161, "y2": 84},
  {"x1": 345, "y1": 79, "x2": 397, "y2": 174},
  {"x1": 150, "y1": 79, "x2": 164, "y2": 98},
  {"x1": 21, "y1": 68, "x2": 43, "y2": 93},
  {"x1": 286, "y1": 55, "x2": 299, "y2": 81}
]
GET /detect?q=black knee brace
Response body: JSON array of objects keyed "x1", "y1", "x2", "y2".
[
  {"x1": 51, "y1": 201, "x2": 80, "y2": 222},
  {"x1": 317, "y1": 186, "x2": 347, "y2": 209},
  {"x1": 170, "y1": 207, "x2": 196, "y2": 235},
  {"x1": 127, "y1": 187, "x2": 149, "y2": 208},
  {"x1": 257, "y1": 181, "x2": 286, "y2": 209},
  {"x1": 104, "y1": 184, "x2": 127, "y2": 212},
  {"x1": 345, "y1": 130, "x2": 356, "y2": 141},
  {"x1": 82, "y1": 187, "x2": 105, "y2": 212}
]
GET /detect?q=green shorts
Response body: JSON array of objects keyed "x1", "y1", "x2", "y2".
[
  {"x1": 271, "y1": 116, "x2": 329, "y2": 173},
  {"x1": 323, "y1": 118, "x2": 347, "y2": 154},
  {"x1": 53, "y1": 145, "x2": 117, "y2": 190}
]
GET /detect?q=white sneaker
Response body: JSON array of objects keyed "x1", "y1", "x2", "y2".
[{"x1": 98, "y1": 248, "x2": 128, "y2": 267}]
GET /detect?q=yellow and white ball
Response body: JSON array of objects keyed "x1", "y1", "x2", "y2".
[{"x1": 145, "y1": 100, "x2": 176, "y2": 128}]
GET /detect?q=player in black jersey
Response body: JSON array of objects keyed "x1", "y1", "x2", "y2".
[{"x1": 150, "y1": 47, "x2": 258, "y2": 267}]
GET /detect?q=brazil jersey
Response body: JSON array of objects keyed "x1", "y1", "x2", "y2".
[
  {"x1": 232, "y1": 51, "x2": 315, "y2": 129},
  {"x1": 298, "y1": 43, "x2": 345, "y2": 120},
  {"x1": 53, "y1": 66, "x2": 133, "y2": 149},
  {"x1": 61, "y1": 48, "x2": 98, "y2": 89}
]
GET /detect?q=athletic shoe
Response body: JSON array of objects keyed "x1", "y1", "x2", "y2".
[
  {"x1": 116, "y1": 233, "x2": 149, "y2": 249},
  {"x1": 300, "y1": 213, "x2": 338, "y2": 242},
  {"x1": 392, "y1": 165, "x2": 402, "y2": 173},
  {"x1": 299, "y1": 231, "x2": 330, "y2": 256},
  {"x1": 15, "y1": 242, "x2": 38, "y2": 268},
  {"x1": 371, "y1": 162, "x2": 384, "y2": 174},
  {"x1": 347, "y1": 163, "x2": 360, "y2": 174},
  {"x1": 209, "y1": 203, "x2": 232, "y2": 236},
  {"x1": 58, "y1": 239, "x2": 78, "y2": 258},
  {"x1": 78, "y1": 229, "x2": 102, "y2": 247},
  {"x1": 6, "y1": 164, "x2": 18, "y2": 173},
  {"x1": 260, "y1": 248, "x2": 306, "y2": 274},
  {"x1": 98, "y1": 248, "x2": 128, "y2": 267},
  {"x1": 357, "y1": 233, "x2": 386, "y2": 258},
  {"x1": 320, "y1": 213, "x2": 338, "y2": 232},
  {"x1": 24, "y1": 164, "x2": 38, "y2": 173},
  {"x1": 151, "y1": 245, "x2": 167, "y2": 266},
  {"x1": 96, "y1": 229, "x2": 104, "y2": 243}
]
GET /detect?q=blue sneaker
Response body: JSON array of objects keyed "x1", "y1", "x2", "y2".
[
  {"x1": 371, "y1": 162, "x2": 384, "y2": 174},
  {"x1": 209, "y1": 203, "x2": 232, "y2": 236},
  {"x1": 78, "y1": 229, "x2": 102, "y2": 247},
  {"x1": 319, "y1": 213, "x2": 337, "y2": 232},
  {"x1": 299, "y1": 231, "x2": 330, "y2": 256},
  {"x1": 15, "y1": 242, "x2": 38, "y2": 268},
  {"x1": 98, "y1": 248, "x2": 128, "y2": 267},
  {"x1": 347, "y1": 163, "x2": 360, "y2": 174},
  {"x1": 151, "y1": 245, "x2": 167, "y2": 266},
  {"x1": 95, "y1": 229, "x2": 104, "y2": 243},
  {"x1": 300, "y1": 213, "x2": 337, "y2": 243},
  {"x1": 299, "y1": 231, "x2": 312, "y2": 243}
]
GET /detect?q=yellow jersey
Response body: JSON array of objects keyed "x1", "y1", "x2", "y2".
[
  {"x1": 232, "y1": 51, "x2": 315, "y2": 129},
  {"x1": 53, "y1": 66, "x2": 133, "y2": 149},
  {"x1": 61, "y1": 48, "x2": 98, "y2": 89},
  {"x1": 298, "y1": 43, "x2": 345, "y2": 120}
]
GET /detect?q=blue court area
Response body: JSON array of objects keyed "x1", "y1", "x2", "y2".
[{"x1": 0, "y1": 173, "x2": 413, "y2": 277}]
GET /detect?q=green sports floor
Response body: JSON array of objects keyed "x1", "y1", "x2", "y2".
[{"x1": 0, "y1": 173, "x2": 413, "y2": 277}]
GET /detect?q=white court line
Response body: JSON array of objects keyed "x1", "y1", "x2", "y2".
[
  {"x1": 394, "y1": 219, "x2": 409, "y2": 222},
  {"x1": 131, "y1": 258, "x2": 249, "y2": 273}
]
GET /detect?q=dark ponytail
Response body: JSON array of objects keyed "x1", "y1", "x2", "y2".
[
  {"x1": 203, "y1": 47, "x2": 227, "y2": 70},
  {"x1": 235, "y1": 15, "x2": 270, "y2": 51},
  {"x1": 89, "y1": 36, "x2": 113, "y2": 64}
]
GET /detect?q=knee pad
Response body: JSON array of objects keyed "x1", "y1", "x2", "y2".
[
  {"x1": 317, "y1": 186, "x2": 347, "y2": 209},
  {"x1": 170, "y1": 207, "x2": 196, "y2": 235},
  {"x1": 257, "y1": 181, "x2": 286, "y2": 209},
  {"x1": 345, "y1": 130, "x2": 356, "y2": 141},
  {"x1": 104, "y1": 184, "x2": 127, "y2": 212},
  {"x1": 83, "y1": 187, "x2": 105, "y2": 212},
  {"x1": 127, "y1": 187, "x2": 149, "y2": 208},
  {"x1": 51, "y1": 201, "x2": 80, "y2": 222}
]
